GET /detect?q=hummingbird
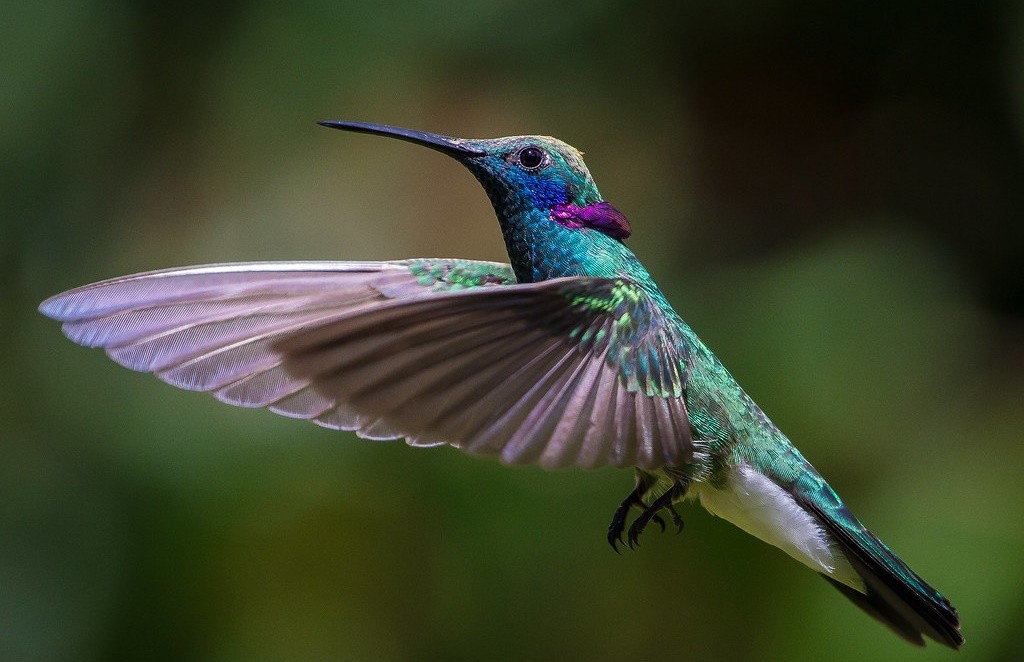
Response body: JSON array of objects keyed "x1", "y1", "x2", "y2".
[{"x1": 39, "y1": 120, "x2": 963, "y2": 649}]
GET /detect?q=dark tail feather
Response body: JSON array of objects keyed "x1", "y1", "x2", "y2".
[{"x1": 801, "y1": 499, "x2": 964, "y2": 649}]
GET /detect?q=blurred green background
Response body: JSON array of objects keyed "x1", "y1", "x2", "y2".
[{"x1": 4, "y1": 1, "x2": 1023, "y2": 660}]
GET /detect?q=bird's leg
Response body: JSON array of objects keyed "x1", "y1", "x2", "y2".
[
  {"x1": 626, "y1": 478, "x2": 689, "y2": 549},
  {"x1": 607, "y1": 471, "x2": 659, "y2": 553}
]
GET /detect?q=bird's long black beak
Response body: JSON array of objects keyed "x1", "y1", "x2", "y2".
[{"x1": 318, "y1": 120, "x2": 486, "y2": 158}]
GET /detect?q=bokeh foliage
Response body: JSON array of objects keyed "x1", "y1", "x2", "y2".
[{"x1": 4, "y1": 1, "x2": 1023, "y2": 660}]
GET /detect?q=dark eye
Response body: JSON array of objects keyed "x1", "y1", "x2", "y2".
[{"x1": 516, "y1": 146, "x2": 546, "y2": 170}]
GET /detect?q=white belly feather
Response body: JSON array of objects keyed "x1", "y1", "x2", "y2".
[{"x1": 691, "y1": 462, "x2": 864, "y2": 592}]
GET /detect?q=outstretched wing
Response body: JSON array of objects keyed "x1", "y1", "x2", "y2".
[{"x1": 39, "y1": 259, "x2": 694, "y2": 470}]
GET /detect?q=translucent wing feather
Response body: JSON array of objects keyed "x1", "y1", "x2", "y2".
[{"x1": 40, "y1": 260, "x2": 694, "y2": 470}]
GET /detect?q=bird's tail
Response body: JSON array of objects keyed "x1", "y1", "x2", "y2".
[{"x1": 797, "y1": 490, "x2": 964, "y2": 649}]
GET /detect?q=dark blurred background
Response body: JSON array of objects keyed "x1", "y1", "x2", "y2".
[{"x1": 4, "y1": 1, "x2": 1023, "y2": 660}]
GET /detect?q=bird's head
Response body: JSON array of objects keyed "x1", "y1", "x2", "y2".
[{"x1": 319, "y1": 121, "x2": 631, "y2": 241}]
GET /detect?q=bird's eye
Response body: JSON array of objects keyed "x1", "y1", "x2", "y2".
[{"x1": 516, "y1": 146, "x2": 546, "y2": 170}]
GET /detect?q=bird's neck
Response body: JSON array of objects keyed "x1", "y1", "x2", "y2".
[{"x1": 494, "y1": 205, "x2": 661, "y2": 295}]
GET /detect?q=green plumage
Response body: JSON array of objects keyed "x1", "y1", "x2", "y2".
[{"x1": 408, "y1": 259, "x2": 515, "y2": 290}]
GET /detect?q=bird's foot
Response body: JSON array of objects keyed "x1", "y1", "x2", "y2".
[
  {"x1": 626, "y1": 487, "x2": 685, "y2": 548},
  {"x1": 607, "y1": 476, "x2": 688, "y2": 552},
  {"x1": 607, "y1": 483, "x2": 648, "y2": 553}
]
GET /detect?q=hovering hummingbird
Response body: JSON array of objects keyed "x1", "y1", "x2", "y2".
[{"x1": 39, "y1": 121, "x2": 963, "y2": 648}]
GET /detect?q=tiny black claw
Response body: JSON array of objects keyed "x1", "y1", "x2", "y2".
[
  {"x1": 607, "y1": 480, "x2": 651, "y2": 553},
  {"x1": 666, "y1": 504, "x2": 685, "y2": 534},
  {"x1": 627, "y1": 522, "x2": 644, "y2": 549},
  {"x1": 608, "y1": 530, "x2": 624, "y2": 554},
  {"x1": 626, "y1": 508, "x2": 655, "y2": 548}
]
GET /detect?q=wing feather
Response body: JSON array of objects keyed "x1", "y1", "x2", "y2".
[
  {"x1": 538, "y1": 350, "x2": 607, "y2": 469},
  {"x1": 40, "y1": 260, "x2": 696, "y2": 470},
  {"x1": 442, "y1": 337, "x2": 570, "y2": 452},
  {"x1": 497, "y1": 348, "x2": 590, "y2": 465},
  {"x1": 312, "y1": 404, "x2": 368, "y2": 432},
  {"x1": 577, "y1": 357, "x2": 620, "y2": 469}
]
